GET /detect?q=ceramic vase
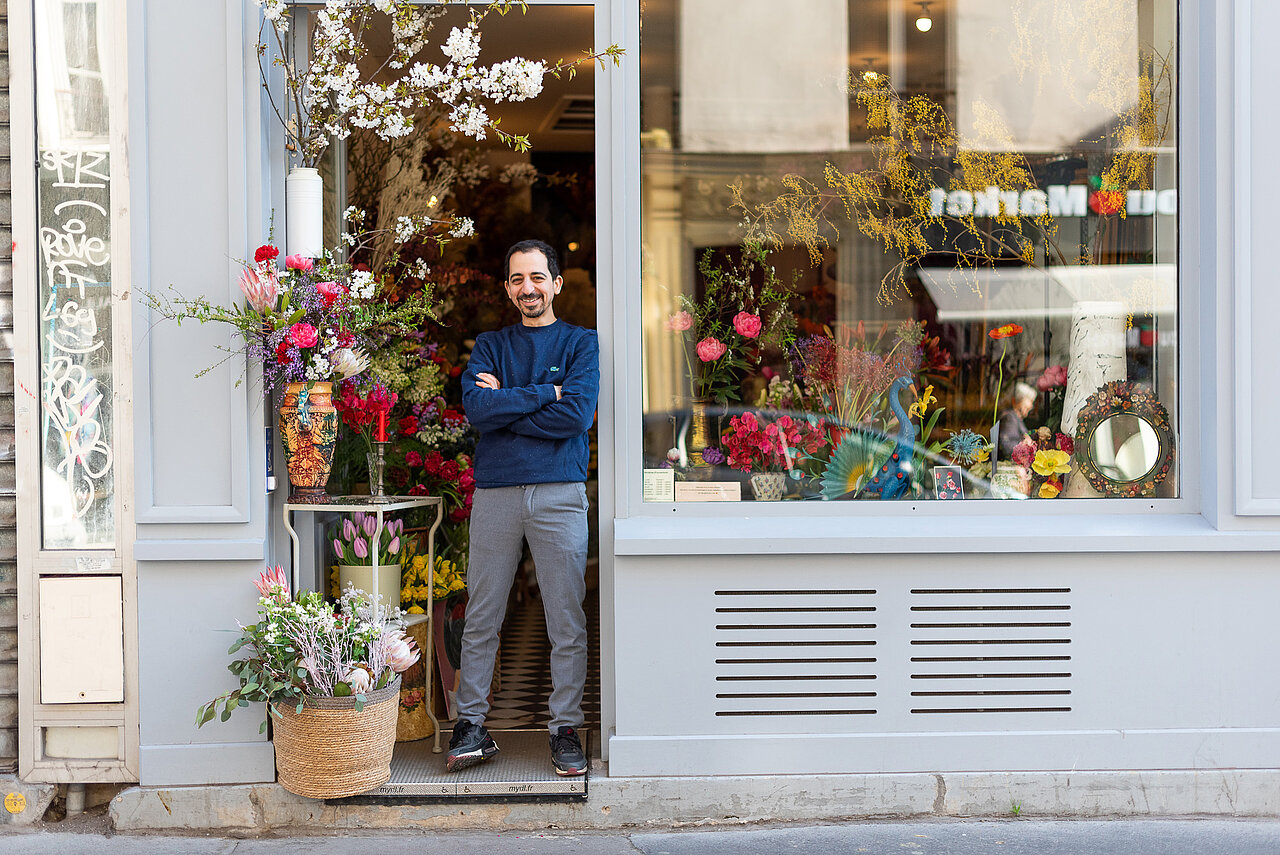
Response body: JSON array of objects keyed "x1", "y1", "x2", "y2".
[
  {"x1": 337, "y1": 562, "x2": 402, "y2": 609},
  {"x1": 749, "y1": 471, "x2": 786, "y2": 501},
  {"x1": 286, "y1": 166, "x2": 323, "y2": 258},
  {"x1": 279, "y1": 381, "x2": 338, "y2": 504}
]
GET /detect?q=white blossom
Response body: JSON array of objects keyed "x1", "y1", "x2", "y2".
[
  {"x1": 349, "y1": 269, "x2": 376, "y2": 300},
  {"x1": 441, "y1": 25, "x2": 481, "y2": 65},
  {"x1": 305, "y1": 355, "x2": 332, "y2": 381},
  {"x1": 450, "y1": 217, "x2": 475, "y2": 239}
]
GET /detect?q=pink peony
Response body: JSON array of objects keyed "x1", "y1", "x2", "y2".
[
  {"x1": 732, "y1": 311, "x2": 763, "y2": 338},
  {"x1": 288, "y1": 322, "x2": 318, "y2": 348},
  {"x1": 284, "y1": 254, "x2": 314, "y2": 272},
  {"x1": 696, "y1": 337, "x2": 727, "y2": 362},
  {"x1": 1037, "y1": 364, "x2": 1068, "y2": 391},
  {"x1": 315, "y1": 280, "x2": 346, "y2": 308},
  {"x1": 665, "y1": 311, "x2": 693, "y2": 332}
]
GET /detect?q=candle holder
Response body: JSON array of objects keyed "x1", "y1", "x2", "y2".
[{"x1": 367, "y1": 441, "x2": 393, "y2": 503}]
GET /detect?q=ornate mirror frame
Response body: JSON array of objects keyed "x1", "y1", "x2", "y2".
[{"x1": 1072, "y1": 380, "x2": 1175, "y2": 498}]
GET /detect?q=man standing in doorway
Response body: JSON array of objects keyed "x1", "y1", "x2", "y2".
[{"x1": 447, "y1": 239, "x2": 600, "y2": 777}]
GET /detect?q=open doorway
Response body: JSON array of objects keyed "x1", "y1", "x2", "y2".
[{"x1": 334, "y1": 3, "x2": 600, "y2": 797}]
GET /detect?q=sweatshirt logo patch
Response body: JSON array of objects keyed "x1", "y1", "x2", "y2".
[{"x1": 549, "y1": 366, "x2": 560, "y2": 372}]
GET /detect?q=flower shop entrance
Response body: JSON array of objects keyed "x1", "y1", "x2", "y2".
[{"x1": 324, "y1": 0, "x2": 603, "y2": 799}]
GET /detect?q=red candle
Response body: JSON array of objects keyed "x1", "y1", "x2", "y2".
[{"x1": 375, "y1": 410, "x2": 387, "y2": 442}]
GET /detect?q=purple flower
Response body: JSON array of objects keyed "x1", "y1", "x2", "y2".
[
  {"x1": 342, "y1": 518, "x2": 355, "y2": 541},
  {"x1": 388, "y1": 536, "x2": 400, "y2": 555},
  {"x1": 353, "y1": 537, "x2": 368, "y2": 560},
  {"x1": 362, "y1": 515, "x2": 377, "y2": 538},
  {"x1": 701, "y1": 446, "x2": 726, "y2": 465},
  {"x1": 333, "y1": 537, "x2": 343, "y2": 556}
]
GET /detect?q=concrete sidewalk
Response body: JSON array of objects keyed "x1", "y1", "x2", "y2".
[
  {"x1": 104, "y1": 769, "x2": 1280, "y2": 833},
  {"x1": 4, "y1": 820, "x2": 1280, "y2": 855}
]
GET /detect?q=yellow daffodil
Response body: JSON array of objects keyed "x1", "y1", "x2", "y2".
[
  {"x1": 1039, "y1": 482, "x2": 1061, "y2": 498},
  {"x1": 908, "y1": 384, "x2": 936, "y2": 419},
  {"x1": 1032, "y1": 449, "x2": 1072, "y2": 477}
]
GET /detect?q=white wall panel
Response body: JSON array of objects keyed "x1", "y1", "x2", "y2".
[{"x1": 610, "y1": 551, "x2": 1280, "y2": 776}]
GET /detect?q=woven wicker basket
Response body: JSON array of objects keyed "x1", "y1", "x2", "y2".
[{"x1": 271, "y1": 675, "x2": 401, "y2": 799}]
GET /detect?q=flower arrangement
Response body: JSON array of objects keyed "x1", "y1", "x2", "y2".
[
  {"x1": 196, "y1": 567, "x2": 419, "y2": 730},
  {"x1": 1011, "y1": 427, "x2": 1076, "y2": 498},
  {"x1": 667, "y1": 235, "x2": 795, "y2": 404},
  {"x1": 144, "y1": 242, "x2": 437, "y2": 396},
  {"x1": 334, "y1": 376, "x2": 398, "y2": 457},
  {"x1": 255, "y1": 0, "x2": 623, "y2": 168},
  {"x1": 722, "y1": 411, "x2": 827, "y2": 474},
  {"x1": 393, "y1": 450, "x2": 476, "y2": 524},
  {"x1": 331, "y1": 513, "x2": 405, "y2": 566},
  {"x1": 397, "y1": 543, "x2": 466, "y2": 614},
  {"x1": 791, "y1": 320, "x2": 924, "y2": 430}
]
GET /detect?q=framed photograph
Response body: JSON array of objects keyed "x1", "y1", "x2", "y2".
[{"x1": 933, "y1": 465, "x2": 965, "y2": 500}]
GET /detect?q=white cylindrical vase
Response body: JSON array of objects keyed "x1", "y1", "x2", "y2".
[
  {"x1": 338, "y1": 563, "x2": 402, "y2": 608},
  {"x1": 286, "y1": 166, "x2": 324, "y2": 258},
  {"x1": 1060, "y1": 301, "x2": 1127, "y2": 436}
]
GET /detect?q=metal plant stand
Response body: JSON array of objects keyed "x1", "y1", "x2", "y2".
[{"x1": 282, "y1": 495, "x2": 444, "y2": 753}]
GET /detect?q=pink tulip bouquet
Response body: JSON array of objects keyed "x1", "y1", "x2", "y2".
[
  {"x1": 196, "y1": 566, "x2": 419, "y2": 730},
  {"x1": 331, "y1": 512, "x2": 405, "y2": 567},
  {"x1": 666, "y1": 236, "x2": 795, "y2": 403}
]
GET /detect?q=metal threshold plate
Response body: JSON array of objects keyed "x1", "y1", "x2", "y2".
[{"x1": 362, "y1": 729, "x2": 587, "y2": 799}]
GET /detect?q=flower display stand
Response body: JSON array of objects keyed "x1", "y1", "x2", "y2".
[{"x1": 282, "y1": 495, "x2": 444, "y2": 753}]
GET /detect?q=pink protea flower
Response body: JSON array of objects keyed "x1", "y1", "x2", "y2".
[
  {"x1": 344, "y1": 666, "x2": 373, "y2": 694},
  {"x1": 284, "y1": 254, "x2": 314, "y2": 272},
  {"x1": 665, "y1": 311, "x2": 693, "y2": 332},
  {"x1": 732, "y1": 311, "x2": 763, "y2": 338},
  {"x1": 254, "y1": 565, "x2": 289, "y2": 601},
  {"x1": 238, "y1": 266, "x2": 279, "y2": 314},
  {"x1": 288, "y1": 323, "x2": 318, "y2": 349},
  {"x1": 696, "y1": 337, "x2": 727, "y2": 362},
  {"x1": 383, "y1": 630, "x2": 420, "y2": 673}
]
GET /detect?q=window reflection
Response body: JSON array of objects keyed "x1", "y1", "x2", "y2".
[{"x1": 640, "y1": 0, "x2": 1177, "y2": 502}]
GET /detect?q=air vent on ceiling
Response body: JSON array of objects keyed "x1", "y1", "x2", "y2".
[
  {"x1": 546, "y1": 96, "x2": 594, "y2": 133},
  {"x1": 712, "y1": 589, "x2": 879, "y2": 718},
  {"x1": 909, "y1": 587, "x2": 1073, "y2": 715}
]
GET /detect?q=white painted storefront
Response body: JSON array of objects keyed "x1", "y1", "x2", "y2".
[{"x1": 11, "y1": 0, "x2": 1280, "y2": 802}]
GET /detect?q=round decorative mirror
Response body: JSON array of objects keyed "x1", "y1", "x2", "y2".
[{"x1": 1073, "y1": 381, "x2": 1174, "y2": 498}]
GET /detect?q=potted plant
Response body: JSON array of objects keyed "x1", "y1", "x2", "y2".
[
  {"x1": 332, "y1": 512, "x2": 406, "y2": 607},
  {"x1": 196, "y1": 566, "x2": 420, "y2": 799},
  {"x1": 722, "y1": 410, "x2": 827, "y2": 501}
]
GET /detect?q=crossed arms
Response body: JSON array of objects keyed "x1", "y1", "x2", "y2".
[{"x1": 461, "y1": 333, "x2": 600, "y2": 439}]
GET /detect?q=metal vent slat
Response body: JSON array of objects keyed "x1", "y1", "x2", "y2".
[
  {"x1": 713, "y1": 589, "x2": 878, "y2": 718},
  {"x1": 909, "y1": 587, "x2": 1073, "y2": 715}
]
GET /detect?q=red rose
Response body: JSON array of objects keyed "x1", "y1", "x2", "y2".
[
  {"x1": 424, "y1": 453, "x2": 443, "y2": 475},
  {"x1": 398, "y1": 415, "x2": 418, "y2": 436},
  {"x1": 254, "y1": 245, "x2": 279, "y2": 263},
  {"x1": 315, "y1": 281, "x2": 346, "y2": 308},
  {"x1": 459, "y1": 471, "x2": 476, "y2": 490},
  {"x1": 405, "y1": 451, "x2": 423, "y2": 467},
  {"x1": 275, "y1": 340, "x2": 291, "y2": 364},
  {"x1": 440, "y1": 460, "x2": 460, "y2": 480}
]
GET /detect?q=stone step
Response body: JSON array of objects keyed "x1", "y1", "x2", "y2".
[
  {"x1": 0, "y1": 663, "x2": 14, "y2": 692},
  {"x1": 0, "y1": 562, "x2": 14, "y2": 595},
  {"x1": 0, "y1": 496, "x2": 13, "y2": 527},
  {"x1": 0, "y1": 595, "x2": 14, "y2": 631},
  {"x1": 0, "y1": 462, "x2": 13, "y2": 494},
  {"x1": 0, "y1": 123, "x2": 8, "y2": 159},
  {"x1": 0, "y1": 629, "x2": 14, "y2": 661},
  {"x1": 0, "y1": 399, "x2": 12, "y2": 431},
  {"x1": 0, "y1": 530, "x2": 14, "y2": 561},
  {"x1": 0, "y1": 696, "x2": 17, "y2": 725},
  {"x1": 0, "y1": 728, "x2": 16, "y2": 760},
  {"x1": 0, "y1": 363, "x2": 11, "y2": 393},
  {"x1": 0, "y1": 260, "x2": 10, "y2": 296},
  {"x1": 0, "y1": 158, "x2": 9, "y2": 194}
]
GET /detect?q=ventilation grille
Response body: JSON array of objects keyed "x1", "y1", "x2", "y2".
[
  {"x1": 909, "y1": 588, "x2": 1072, "y2": 715},
  {"x1": 547, "y1": 96, "x2": 594, "y2": 133},
  {"x1": 712, "y1": 589, "x2": 878, "y2": 718}
]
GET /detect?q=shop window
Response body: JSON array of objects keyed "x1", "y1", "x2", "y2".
[
  {"x1": 640, "y1": 0, "x2": 1178, "y2": 503},
  {"x1": 35, "y1": 0, "x2": 117, "y2": 546}
]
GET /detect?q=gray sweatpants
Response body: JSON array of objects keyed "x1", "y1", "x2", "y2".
[{"x1": 456, "y1": 482, "x2": 589, "y2": 734}]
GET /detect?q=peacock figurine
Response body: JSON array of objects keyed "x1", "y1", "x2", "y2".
[{"x1": 863, "y1": 375, "x2": 918, "y2": 500}]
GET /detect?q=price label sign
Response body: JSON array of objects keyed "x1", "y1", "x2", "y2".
[{"x1": 4, "y1": 792, "x2": 26, "y2": 814}]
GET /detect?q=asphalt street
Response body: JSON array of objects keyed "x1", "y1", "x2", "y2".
[{"x1": 2, "y1": 820, "x2": 1280, "y2": 855}]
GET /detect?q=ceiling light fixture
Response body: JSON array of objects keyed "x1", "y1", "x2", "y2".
[{"x1": 915, "y1": 1, "x2": 934, "y2": 32}]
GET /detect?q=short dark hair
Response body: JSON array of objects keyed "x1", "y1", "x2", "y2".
[{"x1": 504, "y1": 239, "x2": 560, "y2": 281}]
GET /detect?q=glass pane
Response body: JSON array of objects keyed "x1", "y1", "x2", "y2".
[
  {"x1": 640, "y1": 0, "x2": 1178, "y2": 503},
  {"x1": 35, "y1": 0, "x2": 116, "y2": 547}
]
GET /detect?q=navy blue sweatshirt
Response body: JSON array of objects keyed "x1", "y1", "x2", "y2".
[{"x1": 461, "y1": 320, "x2": 600, "y2": 489}]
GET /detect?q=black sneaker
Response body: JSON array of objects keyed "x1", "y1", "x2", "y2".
[
  {"x1": 446, "y1": 720, "x2": 499, "y2": 772},
  {"x1": 549, "y1": 726, "x2": 587, "y2": 777}
]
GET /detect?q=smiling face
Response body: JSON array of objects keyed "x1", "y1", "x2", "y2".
[{"x1": 505, "y1": 249, "x2": 562, "y2": 326}]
